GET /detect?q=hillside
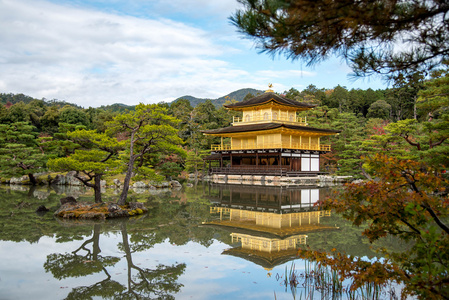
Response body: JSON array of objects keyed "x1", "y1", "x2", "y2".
[
  {"x1": 0, "y1": 88, "x2": 264, "y2": 110},
  {"x1": 174, "y1": 88, "x2": 264, "y2": 107},
  {"x1": 0, "y1": 93, "x2": 82, "y2": 109}
]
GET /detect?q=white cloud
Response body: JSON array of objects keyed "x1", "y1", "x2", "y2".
[
  {"x1": 0, "y1": 0, "x2": 248, "y2": 107},
  {"x1": 0, "y1": 0, "x2": 387, "y2": 107}
]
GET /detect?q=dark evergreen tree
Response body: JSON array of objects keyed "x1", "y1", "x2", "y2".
[{"x1": 231, "y1": 0, "x2": 449, "y2": 79}]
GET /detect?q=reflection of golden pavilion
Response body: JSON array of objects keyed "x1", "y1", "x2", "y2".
[
  {"x1": 208, "y1": 183, "x2": 332, "y2": 213},
  {"x1": 223, "y1": 233, "x2": 307, "y2": 270},
  {"x1": 232, "y1": 233, "x2": 306, "y2": 252},
  {"x1": 208, "y1": 209, "x2": 334, "y2": 270},
  {"x1": 204, "y1": 184, "x2": 338, "y2": 269},
  {"x1": 209, "y1": 207, "x2": 332, "y2": 237}
]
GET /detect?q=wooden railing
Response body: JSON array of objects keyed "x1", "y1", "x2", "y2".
[
  {"x1": 319, "y1": 210, "x2": 332, "y2": 217},
  {"x1": 233, "y1": 115, "x2": 307, "y2": 126},
  {"x1": 211, "y1": 143, "x2": 331, "y2": 152},
  {"x1": 209, "y1": 166, "x2": 329, "y2": 176},
  {"x1": 210, "y1": 165, "x2": 289, "y2": 175},
  {"x1": 211, "y1": 144, "x2": 232, "y2": 151}
]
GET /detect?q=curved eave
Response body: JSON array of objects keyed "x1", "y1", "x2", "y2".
[
  {"x1": 223, "y1": 92, "x2": 316, "y2": 111},
  {"x1": 201, "y1": 123, "x2": 340, "y2": 137},
  {"x1": 222, "y1": 248, "x2": 299, "y2": 269},
  {"x1": 224, "y1": 100, "x2": 316, "y2": 112}
]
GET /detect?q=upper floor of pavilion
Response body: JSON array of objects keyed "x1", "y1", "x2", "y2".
[{"x1": 224, "y1": 90, "x2": 316, "y2": 127}]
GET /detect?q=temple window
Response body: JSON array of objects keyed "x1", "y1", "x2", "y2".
[
  {"x1": 263, "y1": 112, "x2": 269, "y2": 120},
  {"x1": 245, "y1": 114, "x2": 251, "y2": 122}
]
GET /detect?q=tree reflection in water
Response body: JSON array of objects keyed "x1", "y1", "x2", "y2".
[
  {"x1": 117, "y1": 221, "x2": 186, "y2": 299},
  {"x1": 0, "y1": 183, "x2": 408, "y2": 299},
  {"x1": 44, "y1": 221, "x2": 186, "y2": 299}
]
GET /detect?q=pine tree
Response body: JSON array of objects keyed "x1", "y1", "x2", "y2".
[
  {"x1": 0, "y1": 122, "x2": 47, "y2": 184},
  {"x1": 47, "y1": 130, "x2": 123, "y2": 203}
]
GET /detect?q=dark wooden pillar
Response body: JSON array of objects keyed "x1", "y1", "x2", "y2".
[{"x1": 278, "y1": 152, "x2": 282, "y2": 173}]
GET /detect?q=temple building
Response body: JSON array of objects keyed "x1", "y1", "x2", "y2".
[{"x1": 202, "y1": 88, "x2": 340, "y2": 176}]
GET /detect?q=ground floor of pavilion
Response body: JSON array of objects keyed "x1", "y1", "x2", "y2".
[{"x1": 205, "y1": 148, "x2": 328, "y2": 176}]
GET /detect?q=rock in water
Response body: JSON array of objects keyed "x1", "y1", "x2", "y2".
[
  {"x1": 60, "y1": 196, "x2": 77, "y2": 205},
  {"x1": 36, "y1": 205, "x2": 49, "y2": 212}
]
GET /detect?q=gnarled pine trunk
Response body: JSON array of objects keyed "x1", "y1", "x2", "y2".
[
  {"x1": 117, "y1": 155, "x2": 136, "y2": 206},
  {"x1": 94, "y1": 174, "x2": 102, "y2": 204},
  {"x1": 28, "y1": 173, "x2": 37, "y2": 186}
]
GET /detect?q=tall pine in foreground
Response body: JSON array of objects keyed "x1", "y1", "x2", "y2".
[
  {"x1": 47, "y1": 130, "x2": 123, "y2": 203},
  {"x1": 106, "y1": 103, "x2": 184, "y2": 206}
]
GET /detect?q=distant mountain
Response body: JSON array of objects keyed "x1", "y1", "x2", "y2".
[
  {"x1": 1, "y1": 88, "x2": 265, "y2": 110},
  {"x1": 174, "y1": 88, "x2": 264, "y2": 107},
  {"x1": 172, "y1": 95, "x2": 209, "y2": 107},
  {"x1": 0, "y1": 92, "x2": 82, "y2": 108}
]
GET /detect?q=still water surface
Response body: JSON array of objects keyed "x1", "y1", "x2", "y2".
[{"x1": 0, "y1": 183, "x2": 385, "y2": 299}]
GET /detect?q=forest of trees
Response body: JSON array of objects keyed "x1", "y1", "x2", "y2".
[{"x1": 0, "y1": 71, "x2": 447, "y2": 184}]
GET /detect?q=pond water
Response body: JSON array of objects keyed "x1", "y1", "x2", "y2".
[{"x1": 0, "y1": 183, "x2": 396, "y2": 300}]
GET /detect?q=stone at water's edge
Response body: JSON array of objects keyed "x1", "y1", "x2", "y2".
[
  {"x1": 51, "y1": 171, "x2": 84, "y2": 186},
  {"x1": 210, "y1": 174, "x2": 352, "y2": 186},
  {"x1": 170, "y1": 180, "x2": 182, "y2": 187},
  {"x1": 107, "y1": 203, "x2": 129, "y2": 218},
  {"x1": 108, "y1": 203, "x2": 121, "y2": 212},
  {"x1": 35, "y1": 205, "x2": 49, "y2": 212},
  {"x1": 9, "y1": 176, "x2": 29, "y2": 185},
  {"x1": 60, "y1": 196, "x2": 77, "y2": 205},
  {"x1": 128, "y1": 202, "x2": 146, "y2": 210},
  {"x1": 133, "y1": 181, "x2": 147, "y2": 188}
]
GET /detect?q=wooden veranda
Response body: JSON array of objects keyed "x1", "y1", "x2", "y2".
[{"x1": 208, "y1": 166, "x2": 328, "y2": 176}]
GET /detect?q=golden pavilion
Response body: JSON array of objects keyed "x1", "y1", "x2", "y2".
[{"x1": 202, "y1": 89, "x2": 340, "y2": 176}]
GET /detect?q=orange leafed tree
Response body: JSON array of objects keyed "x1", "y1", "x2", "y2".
[{"x1": 303, "y1": 154, "x2": 449, "y2": 299}]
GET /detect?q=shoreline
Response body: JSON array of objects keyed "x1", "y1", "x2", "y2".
[
  {"x1": 4, "y1": 172, "x2": 351, "y2": 190},
  {"x1": 206, "y1": 174, "x2": 352, "y2": 186}
]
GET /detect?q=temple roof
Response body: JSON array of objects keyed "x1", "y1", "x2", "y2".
[
  {"x1": 222, "y1": 247, "x2": 298, "y2": 269},
  {"x1": 202, "y1": 122, "x2": 341, "y2": 135},
  {"x1": 203, "y1": 153, "x2": 222, "y2": 161},
  {"x1": 224, "y1": 92, "x2": 316, "y2": 110},
  {"x1": 204, "y1": 220, "x2": 338, "y2": 238}
]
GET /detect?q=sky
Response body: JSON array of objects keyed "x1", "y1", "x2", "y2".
[{"x1": 0, "y1": 0, "x2": 389, "y2": 108}]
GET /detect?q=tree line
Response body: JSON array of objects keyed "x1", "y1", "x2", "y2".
[{"x1": 0, "y1": 72, "x2": 446, "y2": 187}]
